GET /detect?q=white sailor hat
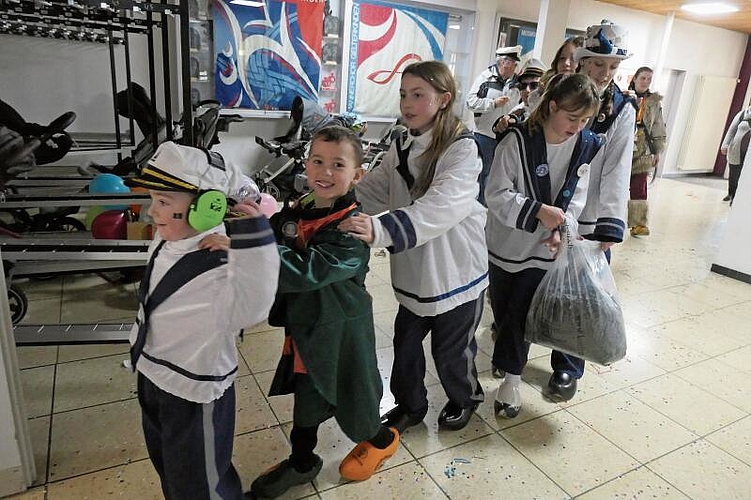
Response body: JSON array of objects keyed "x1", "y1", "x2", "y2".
[
  {"x1": 495, "y1": 45, "x2": 522, "y2": 62},
  {"x1": 518, "y1": 58, "x2": 546, "y2": 79},
  {"x1": 574, "y1": 20, "x2": 632, "y2": 62}
]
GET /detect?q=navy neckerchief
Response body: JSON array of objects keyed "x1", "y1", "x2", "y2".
[
  {"x1": 500, "y1": 123, "x2": 603, "y2": 213},
  {"x1": 394, "y1": 130, "x2": 479, "y2": 191},
  {"x1": 130, "y1": 241, "x2": 228, "y2": 371},
  {"x1": 591, "y1": 83, "x2": 637, "y2": 135}
]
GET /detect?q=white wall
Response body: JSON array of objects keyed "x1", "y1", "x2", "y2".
[
  {"x1": 0, "y1": 346, "x2": 25, "y2": 495},
  {"x1": 471, "y1": 0, "x2": 748, "y2": 175},
  {"x1": 0, "y1": 0, "x2": 746, "y2": 177},
  {"x1": 0, "y1": 33, "x2": 165, "y2": 136},
  {"x1": 0, "y1": 261, "x2": 34, "y2": 496},
  {"x1": 714, "y1": 156, "x2": 751, "y2": 276}
]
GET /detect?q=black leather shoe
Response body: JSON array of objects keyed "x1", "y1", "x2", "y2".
[
  {"x1": 380, "y1": 406, "x2": 424, "y2": 433},
  {"x1": 546, "y1": 371, "x2": 578, "y2": 402},
  {"x1": 437, "y1": 401, "x2": 477, "y2": 431}
]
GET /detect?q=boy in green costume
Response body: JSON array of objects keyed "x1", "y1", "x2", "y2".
[{"x1": 251, "y1": 126, "x2": 399, "y2": 498}]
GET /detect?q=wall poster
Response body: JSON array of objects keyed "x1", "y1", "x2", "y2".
[
  {"x1": 212, "y1": 0, "x2": 325, "y2": 111},
  {"x1": 347, "y1": 0, "x2": 448, "y2": 116}
]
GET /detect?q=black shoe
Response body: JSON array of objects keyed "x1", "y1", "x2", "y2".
[
  {"x1": 723, "y1": 195, "x2": 732, "y2": 201},
  {"x1": 380, "y1": 405, "x2": 425, "y2": 434},
  {"x1": 249, "y1": 456, "x2": 322, "y2": 499},
  {"x1": 546, "y1": 371, "x2": 577, "y2": 402},
  {"x1": 437, "y1": 401, "x2": 478, "y2": 431}
]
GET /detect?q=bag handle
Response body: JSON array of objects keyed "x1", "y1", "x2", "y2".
[{"x1": 560, "y1": 221, "x2": 573, "y2": 251}]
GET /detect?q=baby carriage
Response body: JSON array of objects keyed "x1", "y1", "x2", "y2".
[
  {"x1": 0, "y1": 110, "x2": 80, "y2": 237},
  {"x1": 82, "y1": 82, "x2": 244, "y2": 177},
  {"x1": 252, "y1": 96, "x2": 366, "y2": 201}
]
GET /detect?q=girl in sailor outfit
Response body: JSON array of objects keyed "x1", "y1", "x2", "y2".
[
  {"x1": 486, "y1": 73, "x2": 601, "y2": 418},
  {"x1": 543, "y1": 20, "x2": 636, "y2": 401},
  {"x1": 341, "y1": 60, "x2": 487, "y2": 432}
]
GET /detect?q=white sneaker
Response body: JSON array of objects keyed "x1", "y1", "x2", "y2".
[{"x1": 493, "y1": 377, "x2": 521, "y2": 418}]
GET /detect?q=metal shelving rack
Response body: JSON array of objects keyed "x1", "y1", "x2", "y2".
[
  {"x1": 0, "y1": 0, "x2": 195, "y2": 150},
  {"x1": 0, "y1": 0, "x2": 198, "y2": 343}
]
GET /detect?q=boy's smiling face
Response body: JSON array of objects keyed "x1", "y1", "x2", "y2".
[
  {"x1": 147, "y1": 190, "x2": 199, "y2": 241},
  {"x1": 305, "y1": 139, "x2": 363, "y2": 207}
]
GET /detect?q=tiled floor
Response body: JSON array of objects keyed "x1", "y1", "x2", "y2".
[{"x1": 8, "y1": 176, "x2": 751, "y2": 499}]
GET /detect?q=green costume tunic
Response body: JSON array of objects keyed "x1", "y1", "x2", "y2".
[{"x1": 267, "y1": 190, "x2": 382, "y2": 441}]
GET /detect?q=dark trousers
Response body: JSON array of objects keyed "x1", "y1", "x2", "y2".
[
  {"x1": 289, "y1": 373, "x2": 384, "y2": 468},
  {"x1": 630, "y1": 172, "x2": 648, "y2": 200},
  {"x1": 489, "y1": 264, "x2": 546, "y2": 375},
  {"x1": 137, "y1": 374, "x2": 243, "y2": 500},
  {"x1": 390, "y1": 295, "x2": 485, "y2": 415},
  {"x1": 728, "y1": 163, "x2": 742, "y2": 199},
  {"x1": 292, "y1": 373, "x2": 381, "y2": 443},
  {"x1": 475, "y1": 133, "x2": 497, "y2": 206}
]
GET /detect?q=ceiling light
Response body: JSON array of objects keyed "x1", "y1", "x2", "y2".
[
  {"x1": 448, "y1": 24, "x2": 461, "y2": 30},
  {"x1": 680, "y1": 2, "x2": 739, "y2": 14}
]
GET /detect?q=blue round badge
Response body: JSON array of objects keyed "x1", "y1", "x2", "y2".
[
  {"x1": 563, "y1": 189, "x2": 571, "y2": 198},
  {"x1": 535, "y1": 163, "x2": 549, "y2": 176}
]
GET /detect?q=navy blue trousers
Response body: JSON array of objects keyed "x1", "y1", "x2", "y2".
[
  {"x1": 475, "y1": 132, "x2": 497, "y2": 206},
  {"x1": 390, "y1": 294, "x2": 485, "y2": 416},
  {"x1": 138, "y1": 374, "x2": 244, "y2": 500},
  {"x1": 489, "y1": 264, "x2": 546, "y2": 375}
]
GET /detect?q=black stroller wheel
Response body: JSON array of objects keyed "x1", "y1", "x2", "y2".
[
  {"x1": 53, "y1": 216, "x2": 86, "y2": 232},
  {"x1": 8, "y1": 284, "x2": 27, "y2": 325}
]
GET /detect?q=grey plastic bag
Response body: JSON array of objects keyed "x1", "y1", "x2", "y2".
[{"x1": 525, "y1": 225, "x2": 627, "y2": 365}]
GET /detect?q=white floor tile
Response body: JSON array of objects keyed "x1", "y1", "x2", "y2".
[{"x1": 13, "y1": 177, "x2": 751, "y2": 499}]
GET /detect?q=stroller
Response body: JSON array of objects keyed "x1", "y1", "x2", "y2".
[
  {"x1": 0, "y1": 110, "x2": 80, "y2": 237},
  {"x1": 252, "y1": 96, "x2": 366, "y2": 201},
  {"x1": 83, "y1": 82, "x2": 244, "y2": 177},
  {"x1": 1, "y1": 111, "x2": 78, "y2": 325}
]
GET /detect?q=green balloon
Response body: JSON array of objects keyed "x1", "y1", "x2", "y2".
[{"x1": 84, "y1": 206, "x2": 106, "y2": 230}]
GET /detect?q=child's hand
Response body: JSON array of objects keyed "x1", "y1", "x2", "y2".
[
  {"x1": 536, "y1": 204, "x2": 565, "y2": 231},
  {"x1": 199, "y1": 234, "x2": 230, "y2": 252},
  {"x1": 338, "y1": 213, "x2": 374, "y2": 244},
  {"x1": 542, "y1": 229, "x2": 562, "y2": 257},
  {"x1": 493, "y1": 115, "x2": 513, "y2": 134},
  {"x1": 233, "y1": 200, "x2": 263, "y2": 218}
]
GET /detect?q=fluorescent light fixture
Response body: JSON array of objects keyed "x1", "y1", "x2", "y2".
[
  {"x1": 680, "y1": 2, "x2": 739, "y2": 14},
  {"x1": 230, "y1": 0, "x2": 265, "y2": 7}
]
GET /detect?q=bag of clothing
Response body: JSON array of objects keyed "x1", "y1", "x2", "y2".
[{"x1": 525, "y1": 225, "x2": 627, "y2": 365}]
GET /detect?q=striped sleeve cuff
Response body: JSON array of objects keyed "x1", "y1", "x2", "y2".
[
  {"x1": 515, "y1": 199, "x2": 542, "y2": 233},
  {"x1": 592, "y1": 217, "x2": 626, "y2": 242},
  {"x1": 227, "y1": 216, "x2": 276, "y2": 249},
  {"x1": 378, "y1": 210, "x2": 417, "y2": 253}
]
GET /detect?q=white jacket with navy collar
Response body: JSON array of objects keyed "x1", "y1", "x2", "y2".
[
  {"x1": 356, "y1": 129, "x2": 488, "y2": 316},
  {"x1": 130, "y1": 217, "x2": 280, "y2": 403}
]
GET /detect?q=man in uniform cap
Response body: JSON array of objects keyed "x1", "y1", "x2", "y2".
[
  {"x1": 492, "y1": 57, "x2": 547, "y2": 137},
  {"x1": 466, "y1": 45, "x2": 522, "y2": 205}
]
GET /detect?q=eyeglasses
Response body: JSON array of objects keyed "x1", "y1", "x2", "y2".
[{"x1": 520, "y1": 81, "x2": 540, "y2": 91}]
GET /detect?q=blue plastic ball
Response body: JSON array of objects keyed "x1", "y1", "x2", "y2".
[{"x1": 89, "y1": 173, "x2": 130, "y2": 210}]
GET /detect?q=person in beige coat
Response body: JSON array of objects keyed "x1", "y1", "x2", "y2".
[{"x1": 628, "y1": 66, "x2": 667, "y2": 236}]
